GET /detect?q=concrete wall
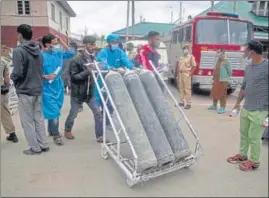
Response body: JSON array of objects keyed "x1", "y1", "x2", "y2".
[
  {"x1": 0, "y1": 0, "x2": 49, "y2": 27},
  {"x1": 47, "y1": 1, "x2": 70, "y2": 37}
]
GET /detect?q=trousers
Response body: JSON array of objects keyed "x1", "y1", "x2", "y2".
[
  {"x1": 18, "y1": 94, "x2": 48, "y2": 152},
  {"x1": 178, "y1": 73, "x2": 192, "y2": 104},
  {"x1": 1, "y1": 93, "x2": 15, "y2": 134},
  {"x1": 65, "y1": 97, "x2": 103, "y2": 138},
  {"x1": 239, "y1": 108, "x2": 268, "y2": 162}
]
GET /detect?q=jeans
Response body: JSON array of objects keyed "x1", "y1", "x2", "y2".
[
  {"x1": 239, "y1": 108, "x2": 268, "y2": 162},
  {"x1": 65, "y1": 97, "x2": 103, "y2": 138},
  {"x1": 18, "y1": 94, "x2": 48, "y2": 152},
  {"x1": 48, "y1": 118, "x2": 60, "y2": 137}
]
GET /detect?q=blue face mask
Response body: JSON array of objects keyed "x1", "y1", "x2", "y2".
[{"x1": 111, "y1": 44, "x2": 119, "y2": 50}]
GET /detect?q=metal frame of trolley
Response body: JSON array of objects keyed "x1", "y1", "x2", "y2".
[{"x1": 91, "y1": 60, "x2": 203, "y2": 187}]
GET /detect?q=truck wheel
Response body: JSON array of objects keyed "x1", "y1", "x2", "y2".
[{"x1": 227, "y1": 88, "x2": 235, "y2": 95}]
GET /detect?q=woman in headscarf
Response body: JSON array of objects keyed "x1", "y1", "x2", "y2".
[{"x1": 208, "y1": 49, "x2": 232, "y2": 114}]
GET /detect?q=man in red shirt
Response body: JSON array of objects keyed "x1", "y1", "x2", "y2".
[{"x1": 138, "y1": 31, "x2": 160, "y2": 70}]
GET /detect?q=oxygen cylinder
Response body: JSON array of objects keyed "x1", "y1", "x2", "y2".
[
  {"x1": 139, "y1": 70, "x2": 191, "y2": 160},
  {"x1": 105, "y1": 71, "x2": 157, "y2": 172},
  {"x1": 123, "y1": 70, "x2": 175, "y2": 166}
]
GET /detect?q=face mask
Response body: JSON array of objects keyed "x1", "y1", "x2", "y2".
[
  {"x1": 52, "y1": 44, "x2": 61, "y2": 50},
  {"x1": 152, "y1": 41, "x2": 160, "y2": 48},
  {"x1": 183, "y1": 49, "x2": 189, "y2": 55},
  {"x1": 8, "y1": 52, "x2": 13, "y2": 59},
  {"x1": 111, "y1": 44, "x2": 119, "y2": 50}
]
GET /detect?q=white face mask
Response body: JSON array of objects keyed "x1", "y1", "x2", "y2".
[
  {"x1": 52, "y1": 44, "x2": 61, "y2": 50},
  {"x1": 8, "y1": 52, "x2": 13, "y2": 59},
  {"x1": 183, "y1": 49, "x2": 189, "y2": 55}
]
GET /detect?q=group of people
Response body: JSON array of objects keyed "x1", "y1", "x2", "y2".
[
  {"x1": 0, "y1": 24, "x2": 162, "y2": 155},
  {"x1": 0, "y1": 23, "x2": 268, "y2": 172}
]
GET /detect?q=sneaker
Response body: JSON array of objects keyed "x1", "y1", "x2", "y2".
[
  {"x1": 96, "y1": 136, "x2": 110, "y2": 143},
  {"x1": 184, "y1": 104, "x2": 191, "y2": 109},
  {"x1": 227, "y1": 154, "x2": 248, "y2": 164},
  {"x1": 53, "y1": 136, "x2": 64, "y2": 146},
  {"x1": 208, "y1": 105, "x2": 217, "y2": 110},
  {"x1": 178, "y1": 102, "x2": 185, "y2": 107},
  {"x1": 23, "y1": 148, "x2": 42, "y2": 155},
  {"x1": 65, "y1": 132, "x2": 75, "y2": 140},
  {"x1": 6, "y1": 133, "x2": 18, "y2": 143},
  {"x1": 41, "y1": 147, "x2": 50, "y2": 152},
  {"x1": 239, "y1": 160, "x2": 260, "y2": 171},
  {"x1": 218, "y1": 107, "x2": 226, "y2": 114}
]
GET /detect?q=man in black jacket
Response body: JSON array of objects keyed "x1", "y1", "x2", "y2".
[
  {"x1": 11, "y1": 24, "x2": 49, "y2": 155},
  {"x1": 64, "y1": 35, "x2": 105, "y2": 143}
]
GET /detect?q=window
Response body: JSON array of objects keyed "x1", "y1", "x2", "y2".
[
  {"x1": 59, "y1": 11, "x2": 63, "y2": 30},
  {"x1": 65, "y1": 17, "x2": 69, "y2": 31},
  {"x1": 185, "y1": 25, "x2": 192, "y2": 42},
  {"x1": 17, "y1": 1, "x2": 30, "y2": 15},
  {"x1": 51, "y1": 4, "x2": 55, "y2": 21},
  {"x1": 172, "y1": 30, "x2": 177, "y2": 44},
  {"x1": 196, "y1": 19, "x2": 253, "y2": 45},
  {"x1": 178, "y1": 28, "x2": 183, "y2": 43}
]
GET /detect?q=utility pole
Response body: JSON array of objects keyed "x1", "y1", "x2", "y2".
[
  {"x1": 131, "y1": 0, "x2": 135, "y2": 40},
  {"x1": 232, "y1": 0, "x2": 236, "y2": 13},
  {"x1": 125, "y1": 1, "x2": 130, "y2": 41},
  {"x1": 211, "y1": 0, "x2": 214, "y2": 11},
  {"x1": 179, "y1": 1, "x2": 182, "y2": 24}
]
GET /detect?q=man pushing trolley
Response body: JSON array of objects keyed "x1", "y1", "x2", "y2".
[{"x1": 90, "y1": 60, "x2": 203, "y2": 187}]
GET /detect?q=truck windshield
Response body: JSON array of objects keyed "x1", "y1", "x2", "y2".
[{"x1": 196, "y1": 19, "x2": 253, "y2": 45}]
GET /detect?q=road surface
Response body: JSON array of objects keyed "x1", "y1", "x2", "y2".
[{"x1": 1, "y1": 85, "x2": 268, "y2": 197}]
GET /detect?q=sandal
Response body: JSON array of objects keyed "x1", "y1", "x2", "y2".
[{"x1": 97, "y1": 136, "x2": 110, "y2": 143}]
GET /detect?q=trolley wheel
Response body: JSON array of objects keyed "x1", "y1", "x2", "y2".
[
  {"x1": 126, "y1": 178, "x2": 135, "y2": 188},
  {"x1": 101, "y1": 146, "x2": 109, "y2": 160}
]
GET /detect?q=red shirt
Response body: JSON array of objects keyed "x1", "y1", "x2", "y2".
[{"x1": 138, "y1": 44, "x2": 159, "y2": 71}]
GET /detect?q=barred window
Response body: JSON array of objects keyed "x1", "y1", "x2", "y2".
[{"x1": 17, "y1": 1, "x2": 30, "y2": 15}]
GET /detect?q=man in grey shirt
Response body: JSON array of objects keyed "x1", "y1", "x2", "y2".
[{"x1": 227, "y1": 40, "x2": 268, "y2": 171}]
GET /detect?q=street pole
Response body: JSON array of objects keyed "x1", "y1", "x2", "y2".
[
  {"x1": 126, "y1": 1, "x2": 130, "y2": 41},
  {"x1": 131, "y1": 0, "x2": 135, "y2": 40},
  {"x1": 211, "y1": 0, "x2": 214, "y2": 11},
  {"x1": 232, "y1": 0, "x2": 236, "y2": 13},
  {"x1": 179, "y1": 1, "x2": 182, "y2": 24}
]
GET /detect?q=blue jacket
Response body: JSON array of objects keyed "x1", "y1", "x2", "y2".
[
  {"x1": 42, "y1": 48, "x2": 75, "y2": 119},
  {"x1": 94, "y1": 47, "x2": 134, "y2": 105}
]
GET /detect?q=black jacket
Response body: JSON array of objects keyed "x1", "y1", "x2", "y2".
[
  {"x1": 69, "y1": 52, "x2": 94, "y2": 101},
  {"x1": 11, "y1": 41, "x2": 43, "y2": 96}
]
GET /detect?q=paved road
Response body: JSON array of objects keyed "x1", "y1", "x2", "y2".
[{"x1": 1, "y1": 85, "x2": 268, "y2": 197}]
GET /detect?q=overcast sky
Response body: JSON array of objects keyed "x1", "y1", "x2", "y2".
[{"x1": 68, "y1": 1, "x2": 214, "y2": 37}]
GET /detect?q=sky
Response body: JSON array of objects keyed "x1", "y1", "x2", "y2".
[{"x1": 68, "y1": 1, "x2": 214, "y2": 37}]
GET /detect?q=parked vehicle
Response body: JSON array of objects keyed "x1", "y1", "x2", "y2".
[{"x1": 163, "y1": 12, "x2": 254, "y2": 94}]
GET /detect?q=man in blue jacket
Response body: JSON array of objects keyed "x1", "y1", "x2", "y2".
[
  {"x1": 41, "y1": 33, "x2": 75, "y2": 146},
  {"x1": 95, "y1": 34, "x2": 133, "y2": 123}
]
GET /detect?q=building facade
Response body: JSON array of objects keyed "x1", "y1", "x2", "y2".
[{"x1": 1, "y1": 0, "x2": 76, "y2": 47}]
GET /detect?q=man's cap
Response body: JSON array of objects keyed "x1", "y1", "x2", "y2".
[
  {"x1": 182, "y1": 44, "x2": 190, "y2": 49},
  {"x1": 1, "y1": 45, "x2": 10, "y2": 50},
  {"x1": 106, "y1": 34, "x2": 120, "y2": 43},
  {"x1": 82, "y1": 35, "x2": 97, "y2": 44}
]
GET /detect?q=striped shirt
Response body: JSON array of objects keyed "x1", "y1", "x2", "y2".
[{"x1": 242, "y1": 59, "x2": 268, "y2": 111}]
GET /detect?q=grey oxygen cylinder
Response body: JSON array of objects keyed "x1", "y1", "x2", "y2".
[
  {"x1": 105, "y1": 71, "x2": 157, "y2": 172},
  {"x1": 139, "y1": 70, "x2": 191, "y2": 160},
  {"x1": 123, "y1": 70, "x2": 175, "y2": 166}
]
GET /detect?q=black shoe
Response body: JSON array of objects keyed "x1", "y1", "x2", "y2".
[
  {"x1": 41, "y1": 147, "x2": 50, "y2": 152},
  {"x1": 6, "y1": 133, "x2": 18, "y2": 143},
  {"x1": 184, "y1": 104, "x2": 191, "y2": 109},
  {"x1": 178, "y1": 102, "x2": 185, "y2": 107},
  {"x1": 23, "y1": 148, "x2": 42, "y2": 155}
]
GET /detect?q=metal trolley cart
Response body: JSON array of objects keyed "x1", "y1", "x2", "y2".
[{"x1": 91, "y1": 61, "x2": 203, "y2": 187}]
